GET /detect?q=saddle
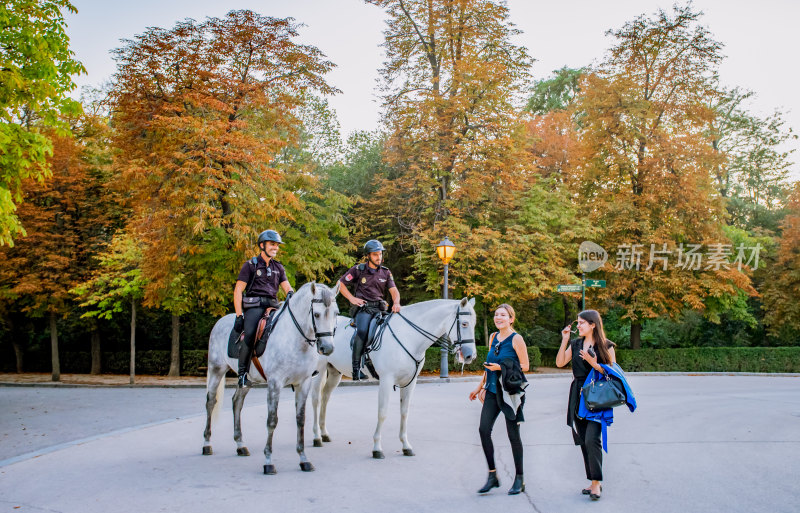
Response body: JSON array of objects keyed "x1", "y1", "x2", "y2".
[
  {"x1": 227, "y1": 307, "x2": 279, "y2": 359},
  {"x1": 350, "y1": 312, "x2": 390, "y2": 379}
]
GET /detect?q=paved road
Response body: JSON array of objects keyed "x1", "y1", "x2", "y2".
[{"x1": 1, "y1": 375, "x2": 799, "y2": 513}]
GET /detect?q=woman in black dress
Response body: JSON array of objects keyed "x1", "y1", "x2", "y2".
[{"x1": 555, "y1": 309, "x2": 616, "y2": 501}]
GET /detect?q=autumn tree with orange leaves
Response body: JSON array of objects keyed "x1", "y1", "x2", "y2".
[
  {"x1": 0, "y1": 113, "x2": 115, "y2": 379},
  {"x1": 110, "y1": 10, "x2": 351, "y2": 375},
  {"x1": 761, "y1": 183, "x2": 800, "y2": 337},
  {"x1": 361, "y1": 0, "x2": 587, "y2": 309},
  {"x1": 558, "y1": 5, "x2": 756, "y2": 348}
]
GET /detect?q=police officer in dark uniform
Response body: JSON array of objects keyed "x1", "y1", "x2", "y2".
[
  {"x1": 233, "y1": 229, "x2": 293, "y2": 388},
  {"x1": 339, "y1": 239, "x2": 401, "y2": 381}
]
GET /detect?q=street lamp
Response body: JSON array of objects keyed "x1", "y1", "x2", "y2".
[{"x1": 436, "y1": 237, "x2": 456, "y2": 378}]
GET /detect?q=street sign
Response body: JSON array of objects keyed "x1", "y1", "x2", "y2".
[
  {"x1": 586, "y1": 280, "x2": 606, "y2": 288},
  {"x1": 557, "y1": 284, "x2": 583, "y2": 292}
]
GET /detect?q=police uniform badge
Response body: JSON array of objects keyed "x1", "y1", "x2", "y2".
[
  {"x1": 256, "y1": 270, "x2": 262, "y2": 276},
  {"x1": 361, "y1": 278, "x2": 367, "y2": 284}
]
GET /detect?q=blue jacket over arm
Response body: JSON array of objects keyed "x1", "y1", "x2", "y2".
[{"x1": 578, "y1": 363, "x2": 637, "y2": 452}]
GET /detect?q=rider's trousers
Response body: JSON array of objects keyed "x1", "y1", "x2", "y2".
[{"x1": 238, "y1": 306, "x2": 266, "y2": 377}]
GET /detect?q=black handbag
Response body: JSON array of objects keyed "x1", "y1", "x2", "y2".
[{"x1": 581, "y1": 373, "x2": 627, "y2": 411}]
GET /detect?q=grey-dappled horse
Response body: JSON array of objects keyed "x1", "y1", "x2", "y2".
[
  {"x1": 311, "y1": 297, "x2": 478, "y2": 458},
  {"x1": 203, "y1": 282, "x2": 339, "y2": 474}
]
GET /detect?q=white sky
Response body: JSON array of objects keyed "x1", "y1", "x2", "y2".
[{"x1": 64, "y1": 0, "x2": 799, "y2": 180}]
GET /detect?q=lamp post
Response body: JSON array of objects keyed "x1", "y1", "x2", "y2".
[{"x1": 436, "y1": 237, "x2": 456, "y2": 378}]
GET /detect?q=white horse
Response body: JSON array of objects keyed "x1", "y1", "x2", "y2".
[
  {"x1": 311, "y1": 297, "x2": 478, "y2": 458},
  {"x1": 202, "y1": 282, "x2": 339, "y2": 474}
]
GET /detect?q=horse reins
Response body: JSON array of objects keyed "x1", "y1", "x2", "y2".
[
  {"x1": 377, "y1": 305, "x2": 474, "y2": 388},
  {"x1": 250, "y1": 291, "x2": 334, "y2": 382}
]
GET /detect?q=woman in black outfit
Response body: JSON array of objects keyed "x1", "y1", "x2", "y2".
[
  {"x1": 555, "y1": 309, "x2": 616, "y2": 501},
  {"x1": 468, "y1": 304, "x2": 530, "y2": 495}
]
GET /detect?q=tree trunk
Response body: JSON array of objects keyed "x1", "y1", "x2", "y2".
[
  {"x1": 90, "y1": 324, "x2": 102, "y2": 374},
  {"x1": 130, "y1": 300, "x2": 136, "y2": 385},
  {"x1": 630, "y1": 322, "x2": 642, "y2": 350},
  {"x1": 483, "y1": 304, "x2": 489, "y2": 346},
  {"x1": 12, "y1": 338, "x2": 24, "y2": 373},
  {"x1": 50, "y1": 312, "x2": 60, "y2": 382},
  {"x1": 168, "y1": 314, "x2": 180, "y2": 377},
  {"x1": 562, "y1": 296, "x2": 573, "y2": 329}
]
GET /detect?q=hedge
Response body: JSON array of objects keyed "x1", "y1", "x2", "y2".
[
  {"x1": 538, "y1": 346, "x2": 800, "y2": 373},
  {"x1": 422, "y1": 346, "x2": 541, "y2": 373},
  {"x1": 6, "y1": 346, "x2": 798, "y2": 375}
]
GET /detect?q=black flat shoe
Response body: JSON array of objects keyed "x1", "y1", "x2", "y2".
[
  {"x1": 508, "y1": 474, "x2": 525, "y2": 495},
  {"x1": 590, "y1": 490, "x2": 602, "y2": 501},
  {"x1": 477, "y1": 472, "x2": 500, "y2": 494},
  {"x1": 582, "y1": 485, "x2": 602, "y2": 495}
]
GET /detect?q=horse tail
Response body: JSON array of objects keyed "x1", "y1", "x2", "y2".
[{"x1": 207, "y1": 368, "x2": 225, "y2": 425}]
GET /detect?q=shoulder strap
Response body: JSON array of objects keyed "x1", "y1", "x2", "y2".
[
  {"x1": 245, "y1": 257, "x2": 258, "y2": 296},
  {"x1": 489, "y1": 331, "x2": 498, "y2": 346},
  {"x1": 353, "y1": 263, "x2": 366, "y2": 298}
]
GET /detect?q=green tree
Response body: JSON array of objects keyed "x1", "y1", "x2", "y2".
[
  {"x1": 0, "y1": 0, "x2": 85, "y2": 245},
  {"x1": 526, "y1": 67, "x2": 583, "y2": 115},
  {"x1": 710, "y1": 88, "x2": 797, "y2": 233}
]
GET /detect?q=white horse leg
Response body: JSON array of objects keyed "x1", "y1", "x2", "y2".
[
  {"x1": 263, "y1": 379, "x2": 281, "y2": 474},
  {"x1": 296, "y1": 379, "x2": 315, "y2": 472},
  {"x1": 231, "y1": 383, "x2": 251, "y2": 456},
  {"x1": 319, "y1": 364, "x2": 342, "y2": 443},
  {"x1": 372, "y1": 379, "x2": 392, "y2": 459},
  {"x1": 399, "y1": 379, "x2": 417, "y2": 456},
  {"x1": 311, "y1": 367, "x2": 325, "y2": 447},
  {"x1": 202, "y1": 365, "x2": 226, "y2": 455}
]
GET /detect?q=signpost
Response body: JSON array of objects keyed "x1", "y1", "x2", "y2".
[{"x1": 558, "y1": 242, "x2": 610, "y2": 310}]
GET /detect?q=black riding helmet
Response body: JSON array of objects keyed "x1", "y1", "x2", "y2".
[
  {"x1": 258, "y1": 230, "x2": 284, "y2": 245},
  {"x1": 363, "y1": 239, "x2": 385, "y2": 254}
]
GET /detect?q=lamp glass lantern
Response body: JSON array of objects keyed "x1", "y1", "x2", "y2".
[{"x1": 436, "y1": 237, "x2": 456, "y2": 265}]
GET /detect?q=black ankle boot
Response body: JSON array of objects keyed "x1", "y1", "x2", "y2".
[
  {"x1": 477, "y1": 471, "x2": 500, "y2": 493},
  {"x1": 237, "y1": 374, "x2": 251, "y2": 388},
  {"x1": 508, "y1": 474, "x2": 525, "y2": 495}
]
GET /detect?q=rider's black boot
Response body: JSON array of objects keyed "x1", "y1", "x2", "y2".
[
  {"x1": 237, "y1": 372, "x2": 251, "y2": 388},
  {"x1": 352, "y1": 365, "x2": 367, "y2": 381},
  {"x1": 508, "y1": 474, "x2": 525, "y2": 495},
  {"x1": 477, "y1": 471, "x2": 500, "y2": 494}
]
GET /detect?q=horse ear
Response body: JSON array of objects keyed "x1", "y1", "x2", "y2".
[
  {"x1": 468, "y1": 297, "x2": 476, "y2": 307},
  {"x1": 332, "y1": 281, "x2": 341, "y2": 297},
  {"x1": 460, "y1": 297, "x2": 468, "y2": 307},
  {"x1": 311, "y1": 282, "x2": 316, "y2": 295}
]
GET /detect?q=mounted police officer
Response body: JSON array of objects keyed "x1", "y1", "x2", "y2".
[
  {"x1": 233, "y1": 229, "x2": 293, "y2": 388},
  {"x1": 338, "y1": 239, "x2": 401, "y2": 381}
]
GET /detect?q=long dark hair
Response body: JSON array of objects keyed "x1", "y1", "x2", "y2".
[{"x1": 578, "y1": 310, "x2": 612, "y2": 364}]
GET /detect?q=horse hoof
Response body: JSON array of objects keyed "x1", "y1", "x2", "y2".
[
  {"x1": 403, "y1": 449, "x2": 415, "y2": 456},
  {"x1": 313, "y1": 439, "x2": 323, "y2": 448},
  {"x1": 321, "y1": 435, "x2": 332, "y2": 442},
  {"x1": 237, "y1": 447, "x2": 250, "y2": 456},
  {"x1": 299, "y1": 462, "x2": 315, "y2": 472},
  {"x1": 372, "y1": 451, "x2": 385, "y2": 459},
  {"x1": 263, "y1": 464, "x2": 277, "y2": 475},
  {"x1": 202, "y1": 446, "x2": 213, "y2": 456}
]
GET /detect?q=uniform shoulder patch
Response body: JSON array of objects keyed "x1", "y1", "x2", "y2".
[{"x1": 345, "y1": 273, "x2": 353, "y2": 281}]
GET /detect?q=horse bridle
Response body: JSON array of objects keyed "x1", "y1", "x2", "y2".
[
  {"x1": 285, "y1": 293, "x2": 336, "y2": 347},
  {"x1": 397, "y1": 305, "x2": 475, "y2": 351}
]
